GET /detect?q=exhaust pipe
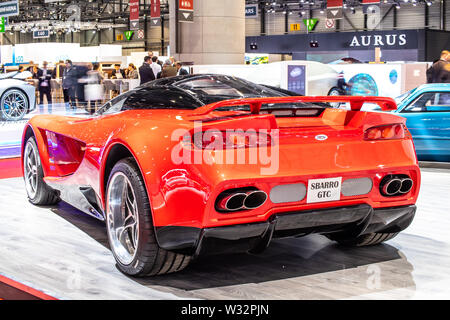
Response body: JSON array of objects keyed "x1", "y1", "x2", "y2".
[
  {"x1": 216, "y1": 189, "x2": 268, "y2": 212},
  {"x1": 399, "y1": 178, "x2": 413, "y2": 194},
  {"x1": 244, "y1": 191, "x2": 268, "y2": 209},
  {"x1": 381, "y1": 178, "x2": 402, "y2": 196},
  {"x1": 217, "y1": 193, "x2": 247, "y2": 211},
  {"x1": 380, "y1": 175, "x2": 413, "y2": 196}
]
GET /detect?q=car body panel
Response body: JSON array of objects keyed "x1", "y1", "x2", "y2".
[{"x1": 394, "y1": 83, "x2": 450, "y2": 161}]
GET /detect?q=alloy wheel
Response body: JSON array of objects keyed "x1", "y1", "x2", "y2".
[
  {"x1": 106, "y1": 172, "x2": 140, "y2": 265},
  {"x1": 1, "y1": 90, "x2": 28, "y2": 121},
  {"x1": 24, "y1": 141, "x2": 39, "y2": 199}
]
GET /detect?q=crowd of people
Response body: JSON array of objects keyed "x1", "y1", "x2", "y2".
[
  {"x1": 427, "y1": 50, "x2": 450, "y2": 83},
  {"x1": 137, "y1": 51, "x2": 188, "y2": 85},
  {"x1": 15, "y1": 50, "x2": 190, "y2": 114}
]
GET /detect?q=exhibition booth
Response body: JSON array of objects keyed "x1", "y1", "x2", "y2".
[
  {"x1": 246, "y1": 29, "x2": 450, "y2": 64},
  {"x1": 0, "y1": 46, "x2": 431, "y2": 161}
]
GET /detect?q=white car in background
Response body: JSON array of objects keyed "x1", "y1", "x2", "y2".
[
  {"x1": 0, "y1": 71, "x2": 36, "y2": 121},
  {"x1": 193, "y1": 61, "x2": 339, "y2": 96}
]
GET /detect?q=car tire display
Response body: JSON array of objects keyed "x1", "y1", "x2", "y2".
[
  {"x1": 106, "y1": 158, "x2": 191, "y2": 277},
  {"x1": 327, "y1": 232, "x2": 399, "y2": 247},
  {"x1": 23, "y1": 137, "x2": 60, "y2": 205},
  {"x1": 1, "y1": 89, "x2": 29, "y2": 121}
]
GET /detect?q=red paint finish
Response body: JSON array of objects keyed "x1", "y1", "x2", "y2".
[
  {"x1": 21, "y1": 96, "x2": 421, "y2": 231},
  {"x1": 0, "y1": 158, "x2": 22, "y2": 179},
  {"x1": 0, "y1": 275, "x2": 57, "y2": 300}
]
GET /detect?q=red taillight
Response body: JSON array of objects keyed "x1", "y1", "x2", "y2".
[
  {"x1": 364, "y1": 124, "x2": 405, "y2": 141},
  {"x1": 192, "y1": 130, "x2": 272, "y2": 149}
]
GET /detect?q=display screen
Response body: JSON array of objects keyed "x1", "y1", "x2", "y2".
[{"x1": 287, "y1": 65, "x2": 306, "y2": 96}]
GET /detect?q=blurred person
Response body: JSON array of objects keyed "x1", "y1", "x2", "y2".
[
  {"x1": 139, "y1": 56, "x2": 155, "y2": 85},
  {"x1": 169, "y1": 56, "x2": 176, "y2": 66},
  {"x1": 18, "y1": 65, "x2": 24, "y2": 73},
  {"x1": 76, "y1": 63, "x2": 90, "y2": 109},
  {"x1": 52, "y1": 60, "x2": 65, "y2": 79},
  {"x1": 337, "y1": 71, "x2": 352, "y2": 95},
  {"x1": 111, "y1": 64, "x2": 125, "y2": 79},
  {"x1": 127, "y1": 63, "x2": 139, "y2": 79},
  {"x1": 176, "y1": 61, "x2": 189, "y2": 76},
  {"x1": 62, "y1": 60, "x2": 78, "y2": 110},
  {"x1": 160, "y1": 59, "x2": 177, "y2": 78},
  {"x1": 148, "y1": 51, "x2": 154, "y2": 59},
  {"x1": 28, "y1": 61, "x2": 39, "y2": 79},
  {"x1": 36, "y1": 61, "x2": 53, "y2": 113},
  {"x1": 150, "y1": 56, "x2": 162, "y2": 79},
  {"x1": 427, "y1": 50, "x2": 450, "y2": 83},
  {"x1": 85, "y1": 63, "x2": 104, "y2": 114}
]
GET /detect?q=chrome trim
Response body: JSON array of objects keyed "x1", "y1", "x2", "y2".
[{"x1": 106, "y1": 172, "x2": 139, "y2": 266}]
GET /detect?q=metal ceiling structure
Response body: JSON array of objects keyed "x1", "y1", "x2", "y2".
[
  {"x1": 245, "y1": 0, "x2": 435, "y2": 14},
  {"x1": 5, "y1": 0, "x2": 437, "y2": 28},
  {"x1": 7, "y1": 0, "x2": 170, "y2": 32},
  {"x1": 1, "y1": 0, "x2": 439, "y2": 35}
]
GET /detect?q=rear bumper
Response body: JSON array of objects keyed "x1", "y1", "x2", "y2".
[{"x1": 155, "y1": 204, "x2": 416, "y2": 256}]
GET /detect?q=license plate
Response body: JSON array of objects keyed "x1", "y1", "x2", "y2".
[{"x1": 307, "y1": 177, "x2": 342, "y2": 204}]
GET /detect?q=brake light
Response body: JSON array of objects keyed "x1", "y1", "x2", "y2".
[
  {"x1": 364, "y1": 124, "x2": 405, "y2": 141},
  {"x1": 192, "y1": 130, "x2": 272, "y2": 149}
]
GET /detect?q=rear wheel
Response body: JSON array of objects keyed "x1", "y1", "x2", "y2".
[
  {"x1": 106, "y1": 158, "x2": 191, "y2": 276},
  {"x1": 1, "y1": 89, "x2": 29, "y2": 121},
  {"x1": 327, "y1": 232, "x2": 399, "y2": 247},
  {"x1": 23, "y1": 137, "x2": 60, "y2": 205}
]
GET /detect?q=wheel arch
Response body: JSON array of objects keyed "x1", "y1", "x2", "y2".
[
  {"x1": 101, "y1": 141, "x2": 162, "y2": 245},
  {"x1": 100, "y1": 141, "x2": 150, "y2": 209},
  {"x1": 21, "y1": 124, "x2": 49, "y2": 176}
]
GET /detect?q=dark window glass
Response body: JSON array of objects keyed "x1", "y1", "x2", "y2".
[
  {"x1": 175, "y1": 75, "x2": 286, "y2": 105},
  {"x1": 97, "y1": 87, "x2": 202, "y2": 114},
  {"x1": 403, "y1": 92, "x2": 450, "y2": 113}
]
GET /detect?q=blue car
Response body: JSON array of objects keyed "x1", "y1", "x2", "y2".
[{"x1": 392, "y1": 84, "x2": 450, "y2": 161}]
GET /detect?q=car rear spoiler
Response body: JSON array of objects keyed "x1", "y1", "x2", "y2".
[{"x1": 190, "y1": 96, "x2": 397, "y2": 116}]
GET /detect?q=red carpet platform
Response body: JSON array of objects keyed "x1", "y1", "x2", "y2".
[{"x1": 0, "y1": 158, "x2": 22, "y2": 180}]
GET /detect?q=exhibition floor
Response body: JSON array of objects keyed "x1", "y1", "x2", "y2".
[{"x1": 0, "y1": 168, "x2": 449, "y2": 300}]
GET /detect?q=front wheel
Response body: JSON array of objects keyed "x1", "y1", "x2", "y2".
[
  {"x1": 1, "y1": 89, "x2": 29, "y2": 121},
  {"x1": 106, "y1": 158, "x2": 191, "y2": 276}
]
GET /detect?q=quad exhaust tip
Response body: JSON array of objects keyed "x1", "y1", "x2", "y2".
[
  {"x1": 217, "y1": 189, "x2": 268, "y2": 212},
  {"x1": 380, "y1": 176, "x2": 413, "y2": 196}
]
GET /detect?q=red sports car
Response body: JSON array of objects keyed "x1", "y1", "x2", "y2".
[{"x1": 22, "y1": 75, "x2": 420, "y2": 276}]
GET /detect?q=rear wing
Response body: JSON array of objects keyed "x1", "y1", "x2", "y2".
[{"x1": 190, "y1": 96, "x2": 397, "y2": 116}]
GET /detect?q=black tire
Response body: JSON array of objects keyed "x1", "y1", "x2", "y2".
[
  {"x1": 328, "y1": 87, "x2": 342, "y2": 96},
  {"x1": 106, "y1": 158, "x2": 191, "y2": 277},
  {"x1": 23, "y1": 137, "x2": 60, "y2": 205},
  {"x1": 328, "y1": 232, "x2": 399, "y2": 247}
]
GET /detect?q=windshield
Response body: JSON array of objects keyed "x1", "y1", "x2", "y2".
[{"x1": 395, "y1": 88, "x2": 416, "y2": 105}]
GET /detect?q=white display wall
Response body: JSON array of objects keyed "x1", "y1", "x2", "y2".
[{"x1": 0, "y1": 43, "x2": 123, "y2": 65}]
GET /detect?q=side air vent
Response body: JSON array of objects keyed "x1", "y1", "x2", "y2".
[
  {"x1": 341, "y1": 178, "x2": 373, "y2": 197},
  {"x1": 270, "y1": 183, "x2": 307, "y2": 204}
]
